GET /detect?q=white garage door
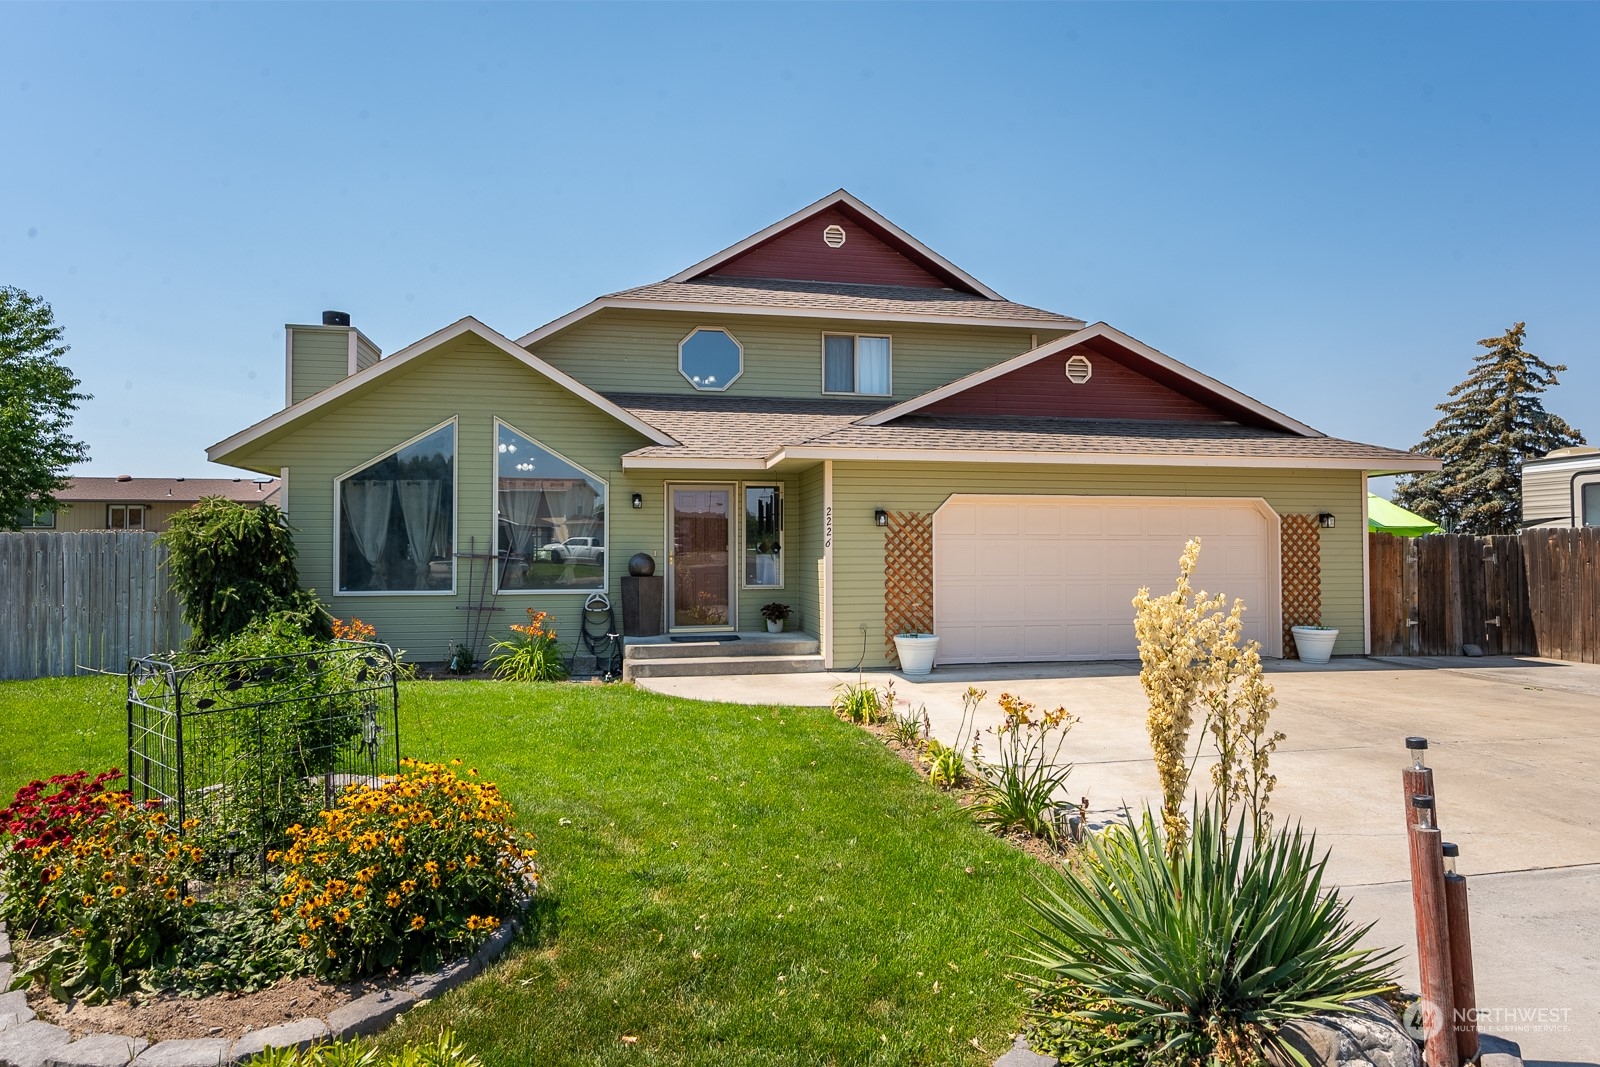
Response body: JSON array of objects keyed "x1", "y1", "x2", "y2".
[{"x1": 934, "y1": 496, "x2": 1279, "y2": 664}]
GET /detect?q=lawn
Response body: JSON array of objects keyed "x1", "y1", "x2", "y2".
[{"x1": 0, "y1": 676, "x2": 1052, "y2": 1066}]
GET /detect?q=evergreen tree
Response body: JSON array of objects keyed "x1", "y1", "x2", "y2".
[
  {"x1": 0, "y1": 287, "x2": 90, "y2": 529},
  {"x1": 1394, "y1": 322, "x2": 1585, "y2": 534}
]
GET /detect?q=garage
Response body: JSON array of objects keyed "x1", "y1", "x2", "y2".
[{"x1": 933, "y1": 496, "x2": 1281, "y2": 664}]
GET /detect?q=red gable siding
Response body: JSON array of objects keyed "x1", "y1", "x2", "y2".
[
  {"x1": 707, "y1": 207, "x2": 964, "y2": 290},
  {"x1": 921, "y1": 340, "x2": 1231, "y2": 422}
]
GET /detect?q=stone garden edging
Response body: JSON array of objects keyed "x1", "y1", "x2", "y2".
[{"x1": 0, "y1": 919, "x2": 520, "y2": 1067}]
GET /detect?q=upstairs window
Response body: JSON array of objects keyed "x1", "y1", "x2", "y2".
[
  {"x1": 823, "y1": 334, "x2": 891, "y2": 395},
  {"x1": 336, "y1": 420, "x2": 456, "y2": 593},
  {"x1": 108, "y1": 505, "x2": 146, "y2": 530},
  {"x1": 495, "y1": 420, "x2": 607, "y2": 593},
  {"x1": 679, "y1": 327, "x2": 743, "y2": 391}
]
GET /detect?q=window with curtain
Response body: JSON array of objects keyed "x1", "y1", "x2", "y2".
[
  {"x1": 822, "y1": 334, "x2": 891, "y2": 395},
  {"x1": 337, "y1": 422, "x2": 455, "y2": 593},
  {"x1": 744, "y1": 485, "x2": 782, "y2": 587},
  {"x1": 496, "y1": 421, "x2": 607, "y2": 592}
]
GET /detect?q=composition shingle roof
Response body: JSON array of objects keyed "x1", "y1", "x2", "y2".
[
  {"x1": 803, "y1": 416, "x2": 1423, "y2": 464},
  {"x1": 58, "y1": 477, "x2": 281, "y2": 504},
  {"x1": 609, "y1": 394, "x2": 885, "y2": 459},
  {"x1": 607, "y1": 277, "x2": 1083, "y2": 325},
  {"x1": 609, "y1": 394, "x2": 1425, "y2": 469}
]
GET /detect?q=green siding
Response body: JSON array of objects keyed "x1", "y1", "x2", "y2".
[
  {"x1": 794, "y1": 464, "x2": 826, "y2": 640},
  {"x1": 289, "y1": 327, "x2": 350, "y2": 403},
  {"x1": 532, "y1": 308, "x2": 1068, "y2": 400},
  {"x1": 225, "y1": 335, "x2": 816, "y2": 656},
  {"x1": 827, "y1": 462, "x2": 1368, "y2": 668}
]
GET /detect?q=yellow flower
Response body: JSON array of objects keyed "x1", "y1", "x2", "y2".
[
  {"x1": 423, "y1": 861, "x2": 439, "y2": 875},
  {"x1": 111, "y1": 885, "x2": 127, "y2": 898},
  {"x1": 385, "y1": 891, "x2": 401, "y2": 908},
  {"x1": 101, "y1": 870, "x2": 115, "y2": 883},
  {"x1": 333, "y1": 908, "x2": 352, "y2": 924},
  {"x1": 182, "y1": 896, "x2": 196, "y2": 907},
  {"x1": 164, "y1": 888, "x2": 179, "y2": 901},
  {"x1": 82, "y1": 894, "x2": 95, "y2": 907},
  {"x1": 410, "y1": 915, "x2": 426, "y2": 930},
  {"x1": 399, "y1": 879, "x2": 417, "y2": 894},
  {"x1": 298, "y1": 934, "x2": 312, "y2": 948}
]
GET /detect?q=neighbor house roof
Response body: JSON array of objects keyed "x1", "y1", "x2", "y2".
[
  {"x1": 58, "y1": 477, "x2": 280, "y2": 504},
  {"x1": 604, "y1": 278, "x2": 1082, "y2": 326}
]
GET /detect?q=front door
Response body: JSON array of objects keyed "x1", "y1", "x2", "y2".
[{"x1": 668, "y1": 485, "x2": 735, "y2": 631}]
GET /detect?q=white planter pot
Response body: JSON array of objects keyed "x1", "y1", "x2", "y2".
[
  {"x1": 766, "y1": 618, "x2": 783, "y2": 633},
  {"x1": 893, "y1": 633, "x2": 940, "y2": 676},
  {"x1": 1291, "y1": 626, "x2": 1339, "y2": 665}
]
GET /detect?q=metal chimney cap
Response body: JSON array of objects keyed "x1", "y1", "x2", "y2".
[
  {"x1": 1405, "y1": 736, "x2": 1429, "y2": 750},
  {"x1": 1411, "y1": 794, "x2": 1435, "y2": 809},
  {"x1": 322, "y1": 310, "x2": 351, "y2": 327}
]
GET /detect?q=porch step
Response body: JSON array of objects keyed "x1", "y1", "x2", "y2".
[
  {"x1": 624, "y1": 634, "x2": 820, "y2": 660},
  {"x1": 624, "y1": 654, "x2": 826, "y2": 681}
]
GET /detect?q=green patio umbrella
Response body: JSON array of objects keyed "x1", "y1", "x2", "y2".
[{"x1": 1367, "y1": 493, "x2": 1440, "y2": 537}]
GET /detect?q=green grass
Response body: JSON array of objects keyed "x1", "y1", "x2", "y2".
[{"x1": 1, "y1": 677, "x2": 1050, "y2": 1066}]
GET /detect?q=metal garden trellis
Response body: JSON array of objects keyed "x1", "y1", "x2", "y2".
[{"x1": 126, "y1": 640, "x2": 401, "y2": 866}]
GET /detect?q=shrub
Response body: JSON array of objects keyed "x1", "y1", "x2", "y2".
[
  {"x1": 487, "y1": 609, "x2": 567, "y2": 682},
  {"x1": 830, "y1": 680, "x2": 889, "y2": 725},
  {"x1": 0, "y1": 772, "x2": 204, "y2": 1001},
  {"x1": 160, "y1": 497, "x2": 329, "y2": 649},
  {"x1": 250, "y1": 1030, "x2": 481, "y2": 1067},
  {"x1": 271, "y1": 759, "x2": 537, "y2": 980},
  {"x1": 971, "y1": 694, "x2": 1076, "y2": 844},
  {"x1": 1020, "y1": 801, "x2": 1397, "y2": 1066},
  {"x1": 176, "y1": 611, "x2": 381, "y2": 860}
]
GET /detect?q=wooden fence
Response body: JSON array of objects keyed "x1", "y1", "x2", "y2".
[
  {"x1": 1369, "y1": 528, "x2": 1599, "y2": 662},
  {"x1": 0, "y1": 532, "x2": 188, "y2": 681}
]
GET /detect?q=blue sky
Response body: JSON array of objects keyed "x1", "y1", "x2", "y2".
[{"x1": 4, "y1": 2, "x2": 1596, "y2": 493}]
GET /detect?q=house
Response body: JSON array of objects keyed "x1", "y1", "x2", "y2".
[
  {"x1": 1521, "y1": 446, "x2": 1600, "y2": 529},
  {"x1": 16, "y1": 476, "x2": 280, "y2": 532},
  {"x1": 207, "y1": 190, "x2": 1437, "y2": 671}
]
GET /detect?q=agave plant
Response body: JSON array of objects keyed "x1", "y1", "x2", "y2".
[{"x1": 1020, "y1": 800, "x2": 1398, "y2": 1066}]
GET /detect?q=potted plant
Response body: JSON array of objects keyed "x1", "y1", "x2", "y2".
[
  {"x1": 760, "y1": 602, "x2": 791, "y2": 634},
  {"x1": 893, "y1": 631, "x2": 940, "y2": 676},
  {"x1": 1290, "y1": 624, "x2": 1339, "y2": 665}
]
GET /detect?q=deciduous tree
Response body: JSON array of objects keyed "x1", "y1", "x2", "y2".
[
  {"x1": 1395, "y1": 323, "x2": 1585, "y2": 534},
  {"x1": 0, "y1": 287, "x2": 90, "y2": 529}
]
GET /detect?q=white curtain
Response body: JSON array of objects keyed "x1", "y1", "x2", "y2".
[
  {"x1": 396, "y1": 480, "x2": 444, "y2": 575},
  {"x1": 857, "y1": 336, "x2": 891, "y2": 395},
  {"x1": 342, "y1": 481, "x2": 393, "y2": 585},
  {"x1": 498, "y1": 487, "x2": 542, "y2": 558}
]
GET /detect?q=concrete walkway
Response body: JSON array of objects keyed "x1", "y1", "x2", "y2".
[{"x1": 641, "y1": 656, "x2": 1600, "y2": 1064}]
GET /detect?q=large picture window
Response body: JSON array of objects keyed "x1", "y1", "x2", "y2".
[
  {"x1": 496, "y1": 421, "x2": 607, "y2": 592},
  {"x1": 744, "y1": 485, "x2": 782, "y2": 588},
  {"x1": 337, "y1": 421, "x2": 455, "y2": 593}
]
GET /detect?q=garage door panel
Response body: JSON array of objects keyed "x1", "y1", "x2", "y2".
[{"x1": 935, "y1": 497, "x2": 1277, "y2": 665}]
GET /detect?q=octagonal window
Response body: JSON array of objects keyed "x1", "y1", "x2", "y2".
[{"x1": 679, "y1": 327, "x2": 743, "y2": 391}]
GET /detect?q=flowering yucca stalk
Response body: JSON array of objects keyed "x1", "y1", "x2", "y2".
[
  {"x1": 1132, "y1": 539, "x2": 1284, "y2": 854},
  {"x1": 271, "y1": 758, "x2": 538, "y2": 980},
  {"x1": 488, "y1": 608, "x2": 568, "y2": 682},
  {"x1": 0, "y1": 771, "x2": 204, "y2": 1002}
]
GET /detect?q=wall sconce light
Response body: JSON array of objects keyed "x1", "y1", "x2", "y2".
[
  {"x1": 631, "y1": 493, "x2": 644, "y2": 510},
  {"x1": 873, "y1": 509, "x2": 889, "y2": 527},
  {"x1": 1318, "y1": 512, "x2": 1336, "y2": 529}
]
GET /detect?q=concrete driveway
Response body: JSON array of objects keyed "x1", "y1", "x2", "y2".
[{"x1": 641, "y1": 656, "x2": 1600, "y2": 1064}]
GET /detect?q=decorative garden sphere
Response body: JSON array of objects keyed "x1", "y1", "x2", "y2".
[{"x1": 628, "y1": 552, "x2": 656, "y2": 577}]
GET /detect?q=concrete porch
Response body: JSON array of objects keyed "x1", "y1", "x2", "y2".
[{"x1": 621, "y1": 631, "x2": 823, "y2": 681}]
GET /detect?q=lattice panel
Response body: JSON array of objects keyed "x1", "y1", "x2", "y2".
[
  {"x1": 883, "y1": 511, "x2": 934, "y2": 663},
  {"x1": 1281, "y1": 513, "x2": 1322, "y2": 657}
]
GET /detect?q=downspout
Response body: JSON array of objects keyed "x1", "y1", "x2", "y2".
[{"x1": 823, "y1": 460, "x2": 834, "y2": 670}]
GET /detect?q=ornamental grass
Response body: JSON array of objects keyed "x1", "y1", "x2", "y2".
[{"x1": 271, "y1": 758, "x2": 538, "y2": 980}]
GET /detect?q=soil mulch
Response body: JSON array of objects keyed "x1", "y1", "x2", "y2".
[{"x1": 29, "y1": 974, "x2": 388, "y2": 1042}]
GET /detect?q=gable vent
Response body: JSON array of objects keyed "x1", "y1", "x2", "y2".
[
  {"x1": 822, "y1": 224, "x2": 847, "y2": 248},
  {"x1": 1064, "y1": 354, "x2": 1093, "y2": 384}
]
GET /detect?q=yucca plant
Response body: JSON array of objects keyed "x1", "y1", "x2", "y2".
[{"x1": 1020, "y1": 800, "x2": 1398, "y2": 1066}]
